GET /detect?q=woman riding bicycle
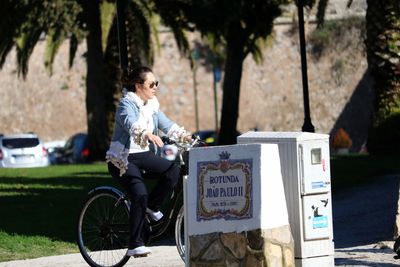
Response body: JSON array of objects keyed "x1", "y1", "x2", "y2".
[{"x1": 106, "y1": 66, "x2": 192, "y2": 258}]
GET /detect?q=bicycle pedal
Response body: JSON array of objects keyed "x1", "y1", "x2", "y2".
[{"x1": 146, "y1": 208, "x2": 164, "y2": 221}]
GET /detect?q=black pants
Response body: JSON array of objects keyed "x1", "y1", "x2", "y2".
[{"x1": 108, "y1": 151, "x2": 179, "y2": 249}]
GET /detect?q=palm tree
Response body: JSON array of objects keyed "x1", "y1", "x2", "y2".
[
  {"x1": 153, "y1": 0, "x2": 289, "y2": 145},
  {"x1": 0, "y1": 1, "x2": 85, "y2": 76},
  {"x1": 0, "y1": 0, "x2": 155, "y2": 160},
  {"x1": 316, "y1": 0, "x2": 400, "y2": 153},
  {"x1": 364, "y1": 0, "x2": 400, "y2": 153}
]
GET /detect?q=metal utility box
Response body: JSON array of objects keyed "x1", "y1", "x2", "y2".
[{"x1": 237, "y1": 132, "x2": 334, "y2": 267}]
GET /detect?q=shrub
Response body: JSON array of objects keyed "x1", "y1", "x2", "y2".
[
  {"x1": 367, "y1": 112, "x2": 400, "y2": 154},
  {"x1": 331, "y1": 128, "x2": 352, "y2": 150},
  {"x1": 308, "y1": 16, "x2": 366, "y2": 58}
]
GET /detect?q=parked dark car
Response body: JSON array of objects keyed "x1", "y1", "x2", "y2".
[
  {"x1": 50, "y1": 133, "x2": 89, "y2": 164},
  {"x1": 193, "y1": 130, "x2": 241, "y2": 146},
  {"x1": 194, "y1": 130, "x2": 218, "y2": 146}
]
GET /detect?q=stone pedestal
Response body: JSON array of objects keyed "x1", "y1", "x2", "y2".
[{"x1": 186, "y1": 144, "x2": 295, "y2": 267}]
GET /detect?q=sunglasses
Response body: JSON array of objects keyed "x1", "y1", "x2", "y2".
[{"x1": 147, "y1": 81, "x2": 159, "y2": 88}]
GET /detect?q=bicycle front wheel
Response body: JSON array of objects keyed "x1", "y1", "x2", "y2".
[
  {"x1": 175, "y1": 205, "x2": 185, "y2": 262},
  {"x1": 77, "y1": 188, "x2": 130, "y2": 267}
]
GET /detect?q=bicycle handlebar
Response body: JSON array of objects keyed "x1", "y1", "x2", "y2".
[{"x1": 161, "y1": 135, "x2": 203, "y2": 150}]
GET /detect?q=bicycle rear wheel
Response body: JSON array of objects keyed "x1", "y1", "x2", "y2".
[
  {"x1": 77, "y1": 188, "x2": 130, "y2": 267},
  {"x1": 175, "y1": 205, "x2": 185, "y2": 262}
]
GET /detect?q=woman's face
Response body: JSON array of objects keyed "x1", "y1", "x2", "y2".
[{"x1": 136, "y1": 72, "x2": 158, "y2": 101}]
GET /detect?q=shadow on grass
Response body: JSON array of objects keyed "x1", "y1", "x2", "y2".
[
  {"x1": 0, "y1": 168, "x2": 170, "y2": 246},
  {"x1": 0, "y1": 171, "x2": 123, "y2": 243}
]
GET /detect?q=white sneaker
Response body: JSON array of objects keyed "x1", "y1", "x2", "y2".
[
  {"x1": 126, "y1": 246, "x2": 151, "y2": 257},
  {"x1": 146, "y1": 208, "x2": 163, "y2": 221}
]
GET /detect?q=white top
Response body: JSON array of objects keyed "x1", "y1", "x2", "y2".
[{"x1": 126, "y1": 92, "x2": 157, "y2": 153}]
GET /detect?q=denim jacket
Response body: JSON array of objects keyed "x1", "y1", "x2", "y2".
[{"x1": 106, "y1": 91, "x2": 188, "y2": 176}]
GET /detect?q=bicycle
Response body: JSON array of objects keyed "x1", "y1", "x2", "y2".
[{"x1": 76, "y1": 136, "x2": 202, "y2": 267}]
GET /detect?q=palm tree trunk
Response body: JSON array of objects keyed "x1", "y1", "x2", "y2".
[
  {"x1": 83, "y1": 0, "x2": 108, "y2": 160},
  {"x1": 366, "y1": 0, "x2": 400, "y2": 122},
  {"x1": 366, "y1": 0, "x2": 400, "y2": 153},
  {"x1": 218, "y1": 25, "x2": 247, "y2": 145}
]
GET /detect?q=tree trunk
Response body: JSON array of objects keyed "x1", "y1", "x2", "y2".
[
  {"x1": 83, "y1": 0, "x2": 108, "y2": 160},
  {"x1": 103, "y1": 5, "x2": 154, "y2": 146},
  {"x1": 366, "y1": 0, "x2": 400, "y2": 122},
  {"x1": 218, "y1": 25, "x2": 247, "y2": 145}
]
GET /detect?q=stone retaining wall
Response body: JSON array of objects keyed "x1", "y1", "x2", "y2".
[{"x1": 0, "y1": 1, "x2": 370, "y2": 151}]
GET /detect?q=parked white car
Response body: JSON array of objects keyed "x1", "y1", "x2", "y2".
[{"x1": 0, "y1": 133, "x2": 50, "y2": 168}]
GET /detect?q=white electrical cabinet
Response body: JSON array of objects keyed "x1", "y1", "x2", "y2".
[{"x1": 237, "y1": 132, "x2": 334, "y2": 267}]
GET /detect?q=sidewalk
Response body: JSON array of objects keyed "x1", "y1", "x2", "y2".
[
  {"x1": 335, "y1": 241, "x2": 398, "y2": 266},
  {"x1": 1, "y1": 242, "x2": 398, "y2": 267},
  {"x1": 0, "y1": 245, "x2": 184, "y2": 267}
]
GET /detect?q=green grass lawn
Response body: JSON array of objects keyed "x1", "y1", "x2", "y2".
[
  {"x1": 0, "y1": 153, "x2": 399, "y2": 262},
  {"x1": 330, "y1": 152, "x2": 400, "y2": 191},
  {"x1": 0, "y1": 163, "x2": 121, "y2": 262}
]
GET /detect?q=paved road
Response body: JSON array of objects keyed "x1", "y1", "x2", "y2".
[
  {"x1": 1, "y1": 175, "x2": 399, "y2": 267},
  {"x1": 333, "y1": 175, "x2": 400, "y2": 266}
]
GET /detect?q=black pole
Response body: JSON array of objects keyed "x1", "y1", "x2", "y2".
[
  {"x1": 116, "y1": 0, "x2": 128, "y2": 72},
  {"x1": 297, "y1": 0, "x2": 315, "y2": 132}
]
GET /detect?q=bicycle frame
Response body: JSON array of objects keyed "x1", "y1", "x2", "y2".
[
  {"x1": 146, "y1": 177, "x2": 184, "y2": 240},
  {"x1": 82, "y1": 178, "x2": 183, "y2": 248}
]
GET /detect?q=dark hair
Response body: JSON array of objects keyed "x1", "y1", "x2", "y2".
[{"x1": 122, "y1": 66, "x2": 153, "y2": 92}]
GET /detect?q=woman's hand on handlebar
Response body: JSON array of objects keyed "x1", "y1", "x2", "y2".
[
  {"x1": 145, "y1": 132, "x2": 164, "y2": 147},
  {"x1": 183, "y1": 134, "x2": 193, "y2": 143}
]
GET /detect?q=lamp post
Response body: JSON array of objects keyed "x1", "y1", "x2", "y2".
[
  {"x1": 213, "y1": 66, "x2": 221, "y2": 132},
  {"x1": 191, "y1": 49, "x2": 200, "y2": 132},
  {"x1": 116, "y1": 0, "x2": 128, "y2": 72},
  {"x1": 296, "y1": 0, "x2": 315, "y2": 133}
]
